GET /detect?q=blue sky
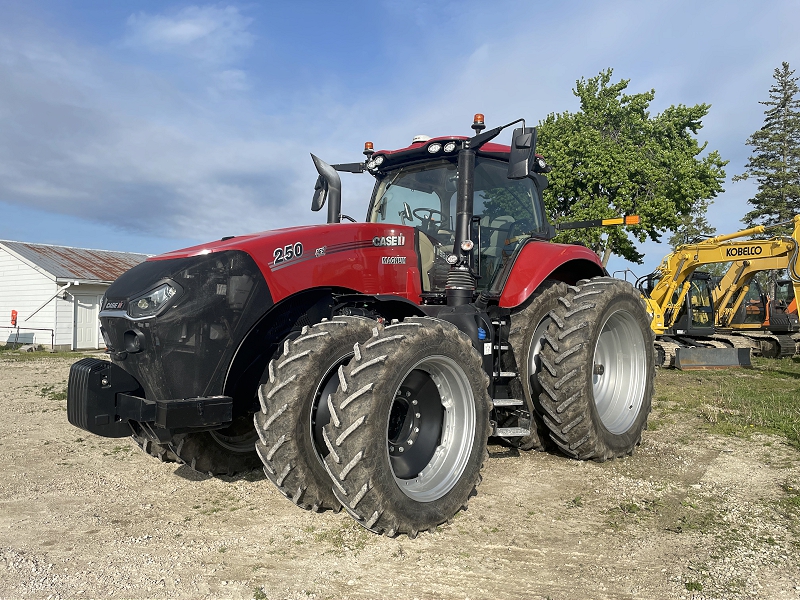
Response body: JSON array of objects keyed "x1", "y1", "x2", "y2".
[{"x1": 0, "y1": 0, "x2": 798, "y2": 279}]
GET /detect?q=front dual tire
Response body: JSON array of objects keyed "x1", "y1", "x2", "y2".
[{"x1": 322, "y1": 318, "x2": 491, "y2": 537}]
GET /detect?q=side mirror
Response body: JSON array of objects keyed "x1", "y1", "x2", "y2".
[
  {"x1": 311, "y1": 175, "x2": 327, "y2": 212},
  {"x1": 507, "y1": 127, "x2": 537, "y2": 179},
  {"x1": 310, "y1": 154, "x2": 342, "y2": 223}
]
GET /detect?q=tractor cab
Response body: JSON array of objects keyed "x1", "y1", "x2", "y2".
[
  {"x1": 311, "y1": 114, "x2": 554, "y2": 304},
  {"x1": 366, "y1": 150, "x2": 548, "y2": 292}
]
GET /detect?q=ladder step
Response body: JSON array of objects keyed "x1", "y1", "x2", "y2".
[
  {"x1": 494, "y1": 344, "x2": 509, "y2": 351},
  {"x1": 492, "y1": 320, "x2": 507, "y2": 326},
  {"x1": 492, "y1": 398, "x2": 523, "y2": 407},
  {"x1": 493, "y1": 371, "x2": 518, "y2": 378},
  {"x1": 495, "y1": 427, "x2": 530, "y2": 437}
]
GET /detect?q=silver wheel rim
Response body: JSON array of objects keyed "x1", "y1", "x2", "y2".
[
  {"x1": 592, "y1": 309, "x2": 647, "y2": 434},
  {"x1": 388, "y1": 355, "x2": 475, "y2": 502}
]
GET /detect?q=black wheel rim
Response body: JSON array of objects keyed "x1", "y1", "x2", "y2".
[{"x1": 387, "y1": 370, "x2": 444, "y2": 479}]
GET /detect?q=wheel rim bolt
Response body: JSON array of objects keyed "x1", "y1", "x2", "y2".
[
  {"x1": 407, "y1": 439, "x2": 414, "y2": 445},
  {"x1": 415, "y1": 413, "x2": 421, "y2": 418},
  {"x1": 412, "y1": 399, "x2": 418, "y2": 405},
  {"x1": 593, "y1": 363, "x2": 605, "y2": 375},
  {"x1": 398, "y1": 447, "x2": 404, "y2": 452}
]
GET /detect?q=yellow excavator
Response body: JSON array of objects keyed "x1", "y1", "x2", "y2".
[
  {"x1": 712, "y1": 258, "x2": 800, "y2": 357},
  {"x1": 638, "y1": 215, "x2": 800, "y2": 368}
]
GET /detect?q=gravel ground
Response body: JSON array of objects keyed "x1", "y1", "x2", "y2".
[{"x1": 1, "y1": 353, "x2": 799, "y2": 600}]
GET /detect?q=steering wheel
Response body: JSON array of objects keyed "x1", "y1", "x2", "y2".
[{"x1": 412, "y1": 208, "x2": 444, "y2": 226}]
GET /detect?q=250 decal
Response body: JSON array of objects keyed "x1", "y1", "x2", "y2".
[{"x1": 273, "y1": 242, "x2": 304, "y2": 265}]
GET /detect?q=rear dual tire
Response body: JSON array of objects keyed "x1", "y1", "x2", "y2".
[{"x1": 537, "y1": 277, "x2": 655, "y2": 461}]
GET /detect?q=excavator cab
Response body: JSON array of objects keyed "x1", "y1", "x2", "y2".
[
  {"x1": 728, "y1": 279, "x2": 768, "y2": 328},
  {"x1": 669, "y1": 272, "x2": 716, "y2": 337},
  {"x1": 765, "y1": 278, "x2": 799, "y2": 332}
]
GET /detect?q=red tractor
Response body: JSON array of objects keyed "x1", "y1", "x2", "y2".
[{"x1": 68, "y1": 115, "x2": 655, "y2": 537}]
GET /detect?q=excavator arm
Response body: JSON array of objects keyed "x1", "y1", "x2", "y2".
[{"x1": 713, "y1": 255, "x2": 800, "y2": 328}]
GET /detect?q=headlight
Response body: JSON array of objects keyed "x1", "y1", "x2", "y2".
[
  {"x1": 443, "y1": 141, "x2": 457, "y2": 152},
  {"x1": 127, "y1": 283, "x2": 179, "y2": 319}
]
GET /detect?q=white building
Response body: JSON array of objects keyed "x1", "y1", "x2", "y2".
[{"x1": 0, "y1": 241, "x2": 149, "y2": 350}]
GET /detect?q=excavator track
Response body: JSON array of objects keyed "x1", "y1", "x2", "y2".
[
  {"x1": 740, "y1": 332, "x2": 797, "y2": 359},
  {"x1": 654, "y1": 337, "x2": 683, "y2": 368},
  {"x1": 710, "y1": 333, "x2": 759, "y2": 353}
]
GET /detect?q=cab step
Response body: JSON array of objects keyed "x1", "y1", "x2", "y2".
[
  {"x1": 495, "y1": 427, "x2": 530, "y2": 437},
  {"x1": 492, "y1": 398, "x2": 524, "y2": 407},
  {"x1": 493, "y1": 371, "x2": 518, "y2": 378}
]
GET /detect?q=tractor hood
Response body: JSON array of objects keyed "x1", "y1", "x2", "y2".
[{"x1": 149, "y1": 222, "x2": 424, "y2": 305}]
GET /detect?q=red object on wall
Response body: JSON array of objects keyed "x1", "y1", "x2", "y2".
[{"x1": 10, "y1": 310, "x2": 17, "y2": 326}]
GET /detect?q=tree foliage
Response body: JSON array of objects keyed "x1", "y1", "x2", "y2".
[
  {"x1": 537, "y1": 69, "x2": 727, "y2": 265},
  {"x1": 735, "y1": 62, "x2": 800, "y2": 233},
  {"x1": 668, "y1": 196, "x2": 716, "y2": 249}
]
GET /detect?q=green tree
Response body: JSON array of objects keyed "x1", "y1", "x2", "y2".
[
  {"x1": 537, "y1": 69, "x2": 727, "y2": 266},
  {"x1": 668, "y1": 197, "x2": 716, "y2": 249},
  {"x1": 735, "y1": 62, "x2": 800, "y2": 233}
]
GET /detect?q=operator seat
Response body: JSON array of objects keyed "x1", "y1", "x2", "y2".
[{"x1": 480, "y1": 215, "x2": 515, "y2": 280}]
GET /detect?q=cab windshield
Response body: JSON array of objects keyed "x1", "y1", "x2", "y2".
[{"x1": 368, "y1": 158, "x2": 545, "y2": 289}]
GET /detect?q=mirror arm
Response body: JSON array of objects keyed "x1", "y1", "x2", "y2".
[
  {"x1": 469, "y1": 118, "x2": 525, "y2": 150},
  {"x1": 333, "y1": 162, "x2": 366, "y2": 173}
]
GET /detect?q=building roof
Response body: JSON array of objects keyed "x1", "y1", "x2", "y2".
[{"x1": 0, "y1": 240, "x2": 149, "y2": 283}]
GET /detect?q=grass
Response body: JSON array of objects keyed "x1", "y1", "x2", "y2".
[
  {"x1": 655, "y1": 356, "x2": 800, "y2": 449},
  {"x1": 39, "y1": 384, "x2": 67, "y2": 402},
  {"x1": 0, "y1": 345, "x2": 97, "y2": 363},
  {"x1": 781, "y1": 481, "x2": 800, "y2": 511}
]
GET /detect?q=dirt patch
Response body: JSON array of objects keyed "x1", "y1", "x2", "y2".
[{"x1": 1, "y1": 354, "x2": 799, "y2": 599}]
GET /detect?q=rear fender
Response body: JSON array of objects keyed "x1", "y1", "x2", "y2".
[{"x1": 498, "y1": 242, "x2": 604, "y2": 308}]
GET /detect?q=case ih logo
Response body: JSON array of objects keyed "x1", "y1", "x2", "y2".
[
  {"x1": 104, "y1": 300, "x2": 125, "y2": 310},
  {"x1": 373, "y1": 235, "x2": 405, "y2": 247},
  {"x1": 726, "y1": 246, "x2": 763, "y2": 257}
]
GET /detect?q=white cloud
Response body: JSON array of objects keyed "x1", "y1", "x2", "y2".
[
  {"x1": 1, "y1": 0, "x2": 799, "y2": 261},
  {"x1": 212, "y1": 69, "x2": 249, "y2": 91},
  {"x1": 125, "y1": 5, "x2": 254, "y2": 64}
]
